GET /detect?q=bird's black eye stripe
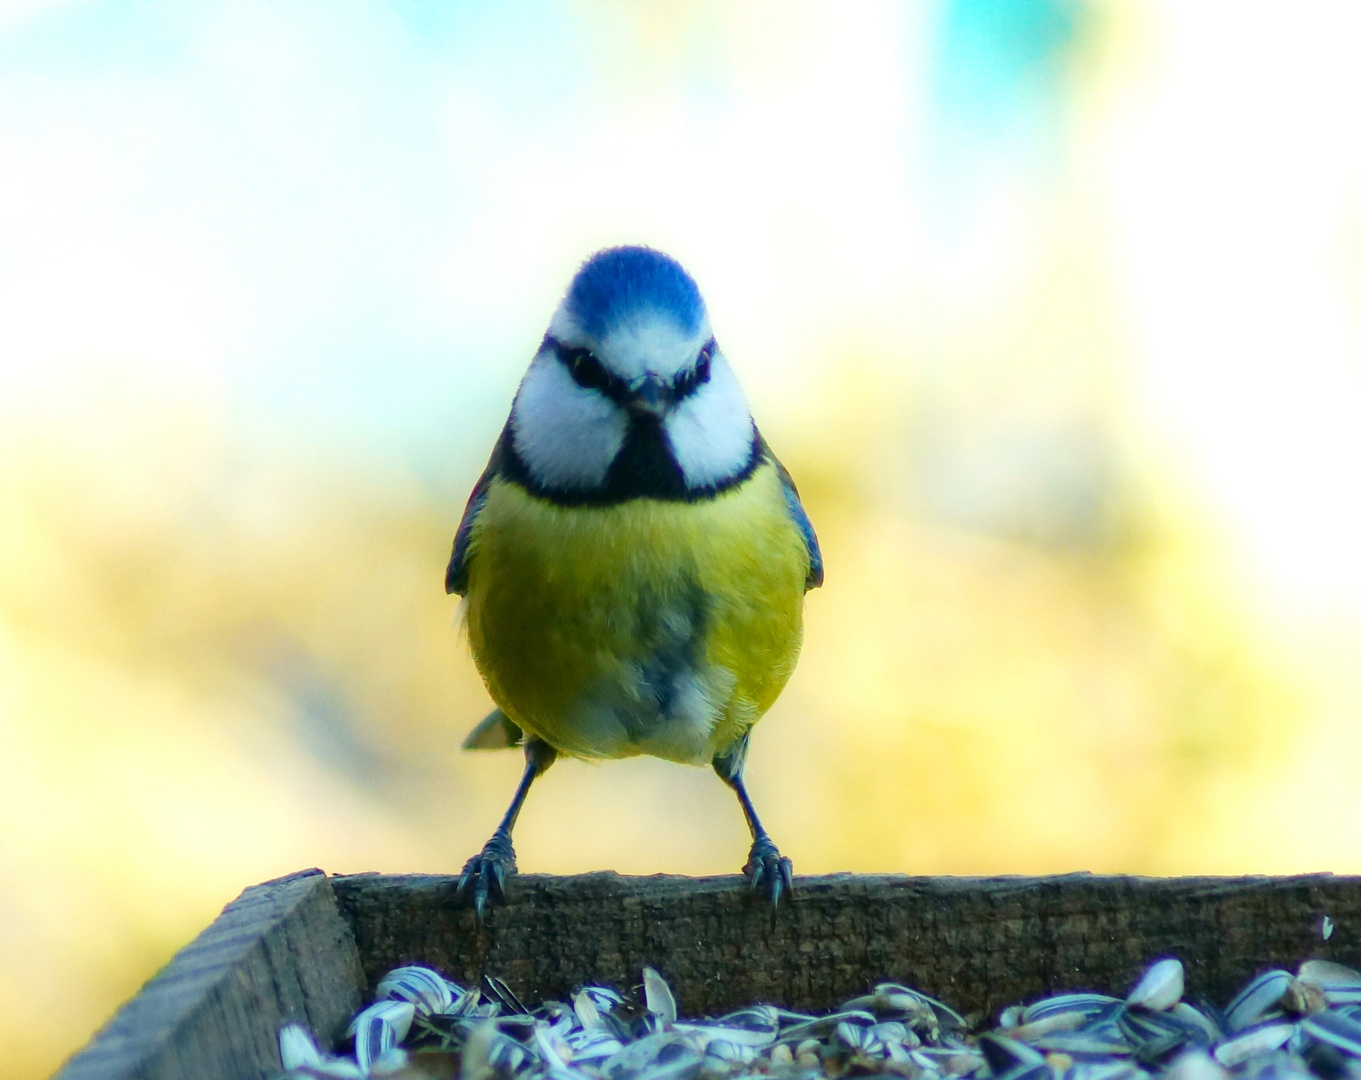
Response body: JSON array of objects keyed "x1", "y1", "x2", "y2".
[
  {"x1": 547, "y1": 337, "x2": 621, "y2": 398},
  {"x1": 567, "y1": 348, "x2": 609, "y2": 392},
  {"x1": 674, "y1": 338, "x2": 716, "y2": 399},
  {"x1": 546, "y1": 334, "x2": 716, "y2": 403}
]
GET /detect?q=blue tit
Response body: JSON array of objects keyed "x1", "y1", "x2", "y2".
[{"x1": 446, "y1": 246, "x2": 822, "y2": 920}]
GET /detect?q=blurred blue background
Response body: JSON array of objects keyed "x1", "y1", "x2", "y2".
[{"x1": 4, "y1": 2, "x2": 1361, "y2": 1075}]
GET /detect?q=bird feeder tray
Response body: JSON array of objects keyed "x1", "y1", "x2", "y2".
[{"x1": 54, "y1": 869, "x2": 1361, "y2": 1080}]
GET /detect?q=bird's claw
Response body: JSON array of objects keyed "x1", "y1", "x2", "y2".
[
  {"x1": 743, "y1": 834, "x2": 793, "y2": 921},
  {"x1": 456, "y1": 830, "x2": 516, "y2": 924}
]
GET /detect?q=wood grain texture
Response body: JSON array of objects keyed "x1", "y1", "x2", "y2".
[
  {"x1": 331, "y1": 872, "x2": 1361, "y2": 1021},
  {"x1": 58, "y1": 871, "x2": 1361, "y2": 1078},
  {"x1": 55, "y1": 869, "x2": 363, "y2": 1080}
]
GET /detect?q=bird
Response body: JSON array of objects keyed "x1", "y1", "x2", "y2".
[{"x1": 446, "y1": 245, "x2": 822, "y2": 920}]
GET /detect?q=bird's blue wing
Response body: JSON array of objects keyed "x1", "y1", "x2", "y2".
[
  {"x1": 770, "y1": 454, "x2": 823, "y2": 591},
  {"x1": 445, "y1": 467, "x2": 494, "y2": 597}
]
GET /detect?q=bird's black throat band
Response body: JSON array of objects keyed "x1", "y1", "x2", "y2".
[
  {"x1": 495, "y1": 418, "x2": 764, "y2": 507},
  {"x1": 605, "y1": 414, "x2": 686, "y2": 499}
]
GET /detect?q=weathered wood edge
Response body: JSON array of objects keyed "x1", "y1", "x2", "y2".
[
  {"x1": 54, "y1": 868, "x2": 364, "y2": 1080},
  {"x1": 332, "y1": 871, "x2": 1361, "y2": 1021},
  {"x1": 53, "y1": 872, "x2": 1361, "y2": 1080}
]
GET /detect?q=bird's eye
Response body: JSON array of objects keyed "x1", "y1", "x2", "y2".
[
  {"x1": 695, "y1": 340, "x2": 715, "y2": 384},
  {"x1": 674, "y1": 340, "x2": 716, "y2": 400},
  {"x1": 565, "y1": 348, "x2": 609, "y2": 392}
]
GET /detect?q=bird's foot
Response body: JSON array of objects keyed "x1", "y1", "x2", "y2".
[
  {"x1": 456, "y1": 830, "x2": 516, "y2": 924},
  {"x1": 743, "y1": 833, "x2": 793, "y2": 920}
]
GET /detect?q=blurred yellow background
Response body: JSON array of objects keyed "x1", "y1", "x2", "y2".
[{"x1": 4, "y1": 1, "x2": 1361, "y2": 1076}]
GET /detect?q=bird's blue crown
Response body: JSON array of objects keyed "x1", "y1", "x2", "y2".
[{"x1": 565, "y1": 247, "x2": 705, "y2": 340}]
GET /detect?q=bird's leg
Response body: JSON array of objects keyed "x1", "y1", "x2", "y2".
[
  {"x1": 457, "y1": 737, "x2": 557, "y2": 923},
  {"x1": 713, "y1": 735, "x2": 793, "y2": 917}
]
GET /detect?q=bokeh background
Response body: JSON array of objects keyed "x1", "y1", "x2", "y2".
[{"x1": 3, "y1": 0, "x2": 1361, "y2": 1075}]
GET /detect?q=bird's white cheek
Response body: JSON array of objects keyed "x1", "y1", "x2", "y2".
[
  {"x1": 511, "y1": 356, "x2": 628, "y2": 490},
  {"x1": 665, "y1": 360, "x2": 755, "y2": 489}
]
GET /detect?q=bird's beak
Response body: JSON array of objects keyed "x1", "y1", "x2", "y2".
[{"x1": 627, "y1": 376, "x2": 669, "y2": 418}]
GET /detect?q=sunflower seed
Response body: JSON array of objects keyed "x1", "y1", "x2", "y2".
[
  {"x1": 1023, "y1": 995, "x2": 1124, "y2": 1026},
  {"x1": 1122, "y1": 1003, "x2": 1211, "y2": 1051},
  {"x1": 1298, "y1": 961, "x2": 1361, "y2": 987},
  {"x1": 1008, "y1": 1009, "x2": 1092, "y2": 1044},
  {"x1": 346, "y1": 999, "x2": 415, "y2": 1072},
  {"x1": 1302, "y1": 1009, "x2": 1361, "y2": 1057},
  {"x1": 845, "y1": 985, "x2": 940, "y2": 1030},
  {"x1": 600, "y1": 1031, "x2": 702, "y2": 1080},
  {"x1": 705, "y1": 1038, "x2": 756, "y2": 1065},
  {"x1": 280, "y1": 1023, "x2": 323, "y2": 1071},
  {"x1": 376, "y1": 965, "x2": 458, "y2": 1016},
  {"x1": 346, "y1": 1000, "x2": 415, "y2": 1042},
  {"x1": 871, "y1": 1020, "x2": 916, "y2": 1046},
  {"x1": 1298, "y1": 961, "x2": 1361, "y2": 1005},
  {"x1": 913, "y1": 989, "x2": 970, "y2": 1033},
  {"x1": 776, "y1": 1010, "x2": 878, "y2": 1043},
  {"x1": 565, "y1": 1027, "x2": 625, "y2": 1063},
  {"x1": 574, "y1": 990, "x2": 606, "y2": 1032},
  {"x1": 582, "y1": 986, "x2": 627, "y2": 1012},
  {"x1": 830, "y1": 1019, "x2": 880, "y2": 1056},
  {"x1": 484, "y1": 975, "x2": 529, "y2": 1015},
  {"x1": 642, "y1": 968, "x2": 677, "y2": 1028},
  {"x1": 979, "y1": 1032, "x2": 1046, "y2": 1072},
  {"x1": 1166, "y1": 1004, "x2": 1222, "y2": 1048},
  {"x1": 286, "y1": 952, "x2": 1361, "y2": 1080},
  {"x1": 445, "y1": 986, "x2": 494, "y2": 1021},
  {"x1": 1032, "y1": 1028, "x2": 1134, "y2": 1057},
  {"x1": 1226, "y1": 971, "x2": 1292, "y2": 1032},
  {"x1": 1129, "y1": 960, "x2": 1185, "y2": 1012},
  {"x1": 1213, "y1": 1022, "x2": 1296, "y2": 1067},
  {"x1": 676, "y1": 1022, "x2": 775, "y2": 1050},
  {"x1": 715, "y1": 1005, "x2": 782, "y2": 1036},
  {"x1": 884, "y1": 1038, "x2": 915, "y2": 1065},
  {"x1": 531, "y1": 1023, "x2": 581, "y2": 1080}
]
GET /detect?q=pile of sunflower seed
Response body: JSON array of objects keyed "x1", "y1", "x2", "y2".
[{"x1": 277, "y1": 956, "x2": 1361, "y2": 1080}]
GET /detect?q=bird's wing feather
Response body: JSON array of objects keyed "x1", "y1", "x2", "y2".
[
  {"x1": 462, "y1": 708, "x2": 523, "y2": 750},
  {"x1": 445, "y1": 449, "x2": 501, "y2": 596},
  {"x1": 769, "y1": 452, "x2": 823, "y2": 591}
]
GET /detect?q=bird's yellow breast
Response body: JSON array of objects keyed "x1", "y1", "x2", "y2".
[{"x1": 461, "y1": 460, "x2": 809, "y2": 763}]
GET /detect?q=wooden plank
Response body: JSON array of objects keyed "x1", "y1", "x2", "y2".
[
  {"x1": 331, "y1": 872, "x2": 1361, "y2": 1021},
  {"x1": 55, "y1": 871, "x2": 1361, "y2": 1077},
  {"x1": 55, "y1": 869, "x2": 364, "y2": 1080}
]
